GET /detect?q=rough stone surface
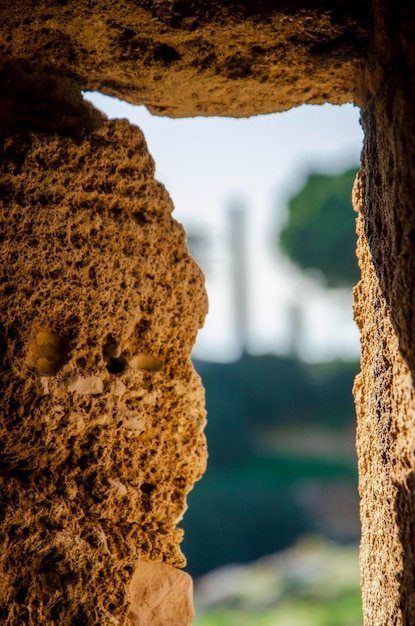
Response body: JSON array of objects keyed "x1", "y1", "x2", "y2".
[
  {"x1": 1, "y1": 1, "x2": 415, "y2": 625},
  {"x1": 0, "y1": 1, "x2": 370, "y2": 120},
  {"x1": 129, "y1": 561, "x2": 194, "y2": 625},
  {"x1": 353, "y1": 174, "x2": 415, "y2": 626},
  {"x1": 353, "y1": 2, "x2": 415, "y2": 623},
  {"x1": 0, "y1": 119, "x2": 207, "y2": 624}
]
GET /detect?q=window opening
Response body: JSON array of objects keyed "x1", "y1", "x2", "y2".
[{"x1": 86, "y1": 92, "x2": 363, "y2": 625}]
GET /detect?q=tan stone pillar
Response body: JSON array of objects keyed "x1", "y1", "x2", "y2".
[
  {"x1": 0, "y1": 116, "x2": 207, "y2": 624},
  {"x1": 353, "y1": 1, "x2": 415, "y2": 623}
]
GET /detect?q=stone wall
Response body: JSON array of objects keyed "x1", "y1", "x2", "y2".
[
  {"x1": 353, "y1": 2, "x2": 415, "y2": 622},
  {"x1": 0, "y1": 120, "x2": 207, "y2": 624},
  {"x1": 0, "y1": 1, "x2": 369, "y2": 120},
  {"x1": 0, "y1": 0, "x2": 414, "y2": 624}
]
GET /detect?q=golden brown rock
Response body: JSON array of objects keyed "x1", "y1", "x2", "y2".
[
  {"x1": 0, "y1": 119, "x2": 207, "y2": 624},
  {"x1": 0, "y1": 1, "x2": 370, "y2": 121},
  {"x1": 352, "y1": 2, "x2": 415, "y2": 623},
  {"x1": 1, "y1": 0, "x2": 415, "y2": 625},
  {"x1": 353, "y1": 173, "x2": 415, "y2": 625},
  {"x1": 128, "y1": 561, "x2": 194, "y2": 626}
]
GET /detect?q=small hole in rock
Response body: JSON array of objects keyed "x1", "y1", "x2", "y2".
[
  {"x1": 106, "y1": 356, "x2": 126, "y2": 374},
  {"x1": 154, "y1": 43, "x2": 181, "y2": 64},
  {"x1": 102, "y1": 334, "x2": 126, "y2": 374},
  {"x1": 140, "y1": 482, "x2": 156, "y2": 494}
]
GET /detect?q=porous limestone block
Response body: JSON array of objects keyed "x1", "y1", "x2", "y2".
[
  {"x1": 0, "y1": 1, "x2": 370, "y2": 119},
  {"x1": 129, "y1": 561, "x2": 194, "y2": 626},
  {"x1": 0, "y1": 117, "x2": 208, "y2": 624},
  {"x1": 353, "y1": 172, "x2": 415, "y2": 625},
  {"x1": 353, "y1": 2, "x2": 415, "y2": 623}
]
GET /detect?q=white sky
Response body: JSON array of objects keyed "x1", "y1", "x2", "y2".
[{"x1": 85, "y1": 93, "x2": 364, "y2": 362}]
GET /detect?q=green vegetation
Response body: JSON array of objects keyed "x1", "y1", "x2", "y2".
[
  {"x1": 193, "y1": 539, "x2": 362, "y2": 626},
  {"x1": 194, "y1": 595, "x2": 362, "y2": 626},
  {"x1": 182, "y1": 354, "x2": 359, "y2": 577},
  {"x1": 279, "y1": 167, "x2": 359, "y2": 286}
]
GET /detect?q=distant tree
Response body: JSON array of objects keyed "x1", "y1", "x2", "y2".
[{"x1": 279, "y1": 167, "x2": 359, "y2": 287}]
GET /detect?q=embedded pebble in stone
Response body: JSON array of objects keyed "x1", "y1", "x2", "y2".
[
  {"x1": 108, "y1": 478, "x2": 128, "y2": 497},
  {"x1": 110, "y1": 379, "x2": 127, "y2": 397},
  {"x1": 124, "y1": 416, "x2": 146, "y2": 432},
  {"x1": 37, "y1": 377, "x2": 50, "y2": 396},
  {"x1": 67, "y1": 375, "x2": 104, "y2": 395}
]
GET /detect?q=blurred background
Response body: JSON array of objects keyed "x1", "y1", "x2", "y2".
[{"x1": 87, "y1": 93, "x2": 363, "y2": 626}]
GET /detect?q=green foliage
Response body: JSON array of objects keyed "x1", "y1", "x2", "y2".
[
  {"x1": 194, "y1": 355, "x2": 357, "y2": 471},
  {"x1": 194, "y1": 592, "x2": 362, "y2": 626},
  {"x1": 182, "y1": 474, "x2": 308, "y2": 576},
  {"x1": 181, "y1": 355, "x2": 359, "y2": 578},
  {"x1": 279, "y1": 167, "x2": 359, "y2": 286},
  {"x1": 193, "y1": 539, "x2": 362, "y2": 626}
]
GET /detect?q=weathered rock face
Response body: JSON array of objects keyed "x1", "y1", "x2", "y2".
[
  {"x1": 1, "y1": 0, "x2": 415, "y2": 625},
  {"x1": 0, "y1": 1, "x2": 370, "y2": 120},
  {"x1": 0, "y1": 119, "x2": 207, "y2": 624},
  {"x1": 352, "y1": 2, "x2": 415, "y2": 624},
  {"x1": 353, "y1": 174, "x2": 415, "y2": 625}
]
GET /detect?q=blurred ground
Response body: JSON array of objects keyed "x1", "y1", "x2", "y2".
[{"x1": 194, "y1": 537, "x2": 362, "y2": 626}]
